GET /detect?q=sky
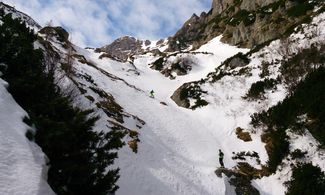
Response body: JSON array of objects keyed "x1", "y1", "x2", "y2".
[{"x1": 5, "y1": 0, "x2": 212, "y2": 47}]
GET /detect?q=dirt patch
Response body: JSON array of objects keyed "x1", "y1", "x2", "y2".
[
  {"x1": 236, "y1": 127, "x2": 252, "y2": 142},
  {"x1": 128, "y1": 140, "x2": 138, "y2": 153}
]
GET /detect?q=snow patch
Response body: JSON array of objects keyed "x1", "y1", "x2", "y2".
[{"x1": 0, "y1": 79, "x2": 54, "y2": 195}]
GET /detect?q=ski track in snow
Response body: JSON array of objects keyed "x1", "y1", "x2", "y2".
[
  {"x1": 76, "y1": 36, "x2": 256, "y2": 195},
  {"x1": 1, "y1": 4, "x2": 324, "y2": 195},
  {"x1": 78, "y1": 14, "x2": 325, "y2": 193}
]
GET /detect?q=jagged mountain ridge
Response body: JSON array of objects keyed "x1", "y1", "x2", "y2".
[
  {"x1": 171, "y1": 0, "x2": 322, "y2": 50},
  {"x1": 168, "y1": 0, "x2": 323, "y2": 50},
  {"x1": 97, "y1": 36, "x2": 169, "y2": 62},
  {"x1": 99, "y1": 0, "x2": 322, "y2": 62},
  {"x1": 0, "y1": 1, "x2": 325, "y2": 195}
]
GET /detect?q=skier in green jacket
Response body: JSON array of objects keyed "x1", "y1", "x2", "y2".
[{"x1": 150, "y1": 90, "x2": 155, "y2": 98}]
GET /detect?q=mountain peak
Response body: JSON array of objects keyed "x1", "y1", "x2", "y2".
[{"x1": 98, "y1": 36, "x2": 151, "y2": 62}]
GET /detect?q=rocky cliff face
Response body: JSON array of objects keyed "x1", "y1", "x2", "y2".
[
  {"x1": 168, "y1": 0, "x2": 322, "y2": 51},
  {"x1": 166, "y1": 13, "x2": 211, "y2": 51},
  {"x1": 98, "y1": 36, "x2": 153, "y2": 62},
  {"x1": 212, "y1": 0, "x2": 281, "y2": 14},
  {"x1": 99, "y1": 0, "x2": 321, "y2": 61}
]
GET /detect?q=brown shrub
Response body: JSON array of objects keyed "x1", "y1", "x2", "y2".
[
  {"x1": 236, "y1": 127, "x2": 252, "y2": 142},
  {"x1": 128, "y1": 140, "x2": 138, "y2": 153}
]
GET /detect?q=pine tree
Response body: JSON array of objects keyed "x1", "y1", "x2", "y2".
[{"x1": 0, "y1": 10, "x2": 124, "y2": 194}]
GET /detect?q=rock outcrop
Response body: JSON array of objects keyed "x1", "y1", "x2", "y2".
[
  {"x1": 168, "y1": 0, "x2": 322, "y2": 51},
  {"x1": 211, "y1": 0, "x2": 281, "y2": 14},
  {"x1": 98, "y1": 36, "x2": 151, "y2": 62},
  {"x1": 39, "y1": 26, "x2": 69, "y2": 43},
  {"x1": 212, "y1": 0, "x2": 230, "y2": 15},
  {"x1": 166, "y1": 13, "x2": 210, "y2": 51},
  {"x1": 98, "y1": 1, "x2": 322, "y2": 61},
  {"x1": 170, "y1": 83, "x2": 191, "y2": 108}
]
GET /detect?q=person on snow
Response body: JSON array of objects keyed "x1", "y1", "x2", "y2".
[
  {"x1": 150, "y1": 90, "x2": 155, "y2": 98},
  {"x1": 219, "y1": 149, "x2": 224, "y2": 168}
]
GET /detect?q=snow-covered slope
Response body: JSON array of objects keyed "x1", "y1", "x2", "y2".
[
  {"x1": 67, "y1": 11, "x2": 324, "y2": 195},
  {"x1": 0, "y1": 2, "x2": 41, "y2": 30},
  {"x1": 37, "y1": 29, "x2": 251, "y2": 194},
  {"x1": 82, "y1": 37, "x2": 249, "y2": 195},
  {"x1": 31, "y1": 10, "x2": 324, "y2": 194},
  {"x1": 0, "y1": 79, "x2": 54, "y2": 195},
  {"x1": 1, "y1": 2, "x2": 324, "y2": 195},
  {"x1": 168, "y1": 10, "x2": 325, "y2": 195}
]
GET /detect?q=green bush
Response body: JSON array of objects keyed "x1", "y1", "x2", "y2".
[
  {"x1": 290, "y1": 149, "x2": 307, "y2": 159},
  {"x1": 191, "y1": 99, "x2": 209, "y2": 109},
  {"x1": 236, "y1": 52, "x2": 251, "y2": 64},
  {"x1": 286, "y1": 163, "x2": 325, "y2": 195},
  {"x1": 250, "y1": 68, "x2": 325, "y2": 173},
  {"x1": 0, "y1": 11, "x2": 124, "y2": 194},
  {"x1": 267, "y1": 129, "x2": 290, "y2": 173},
  {"x1": 274, "y1": 68, "x2": 325, "y2": 144},
  {"x1": 287, "y1": 1, "x2": 316, "y2": 17},
  {"x1": 246, "y1": 78, "x2": 277, "y2": 99},
  {"x1": 23, "y1": 116, "x2": 33, "y2": 126},
  {"x1": 281, "y1": 44, "x2": 325, "y2": 89},
  {"x1": 252, "y1": 67, "x2": 325, "y2": 145},
  {"x1": 25, "y1": 129, "x2": 35, "y2": 141},
  {"x1": 152, "y1": 57, "x2": 164, "y2": 71}
]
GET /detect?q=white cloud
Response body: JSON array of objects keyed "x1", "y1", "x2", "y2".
[{"x1": 4, "y1": 0, "x2": 211, "y2": 47}]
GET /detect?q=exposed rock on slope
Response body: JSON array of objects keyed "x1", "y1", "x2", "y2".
[
  {"x1": 212, "y1": 0, "x2": 281, "y2": 15},
  {"x1": 166, "y1": 13, "x2": 212, "y2": 52},
  {"x1": 98, "y1": 36, "x2": 152, "y2": 62},
  {"x1": 39, "y1": 26, "x2": 69, "y2": 43}
]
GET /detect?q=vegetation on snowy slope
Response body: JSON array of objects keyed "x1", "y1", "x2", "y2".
[
  {"x1": 286, "y1": 163, "x2": 325, "y2": 195},
  {"x1": 172, "y1": 52, "x2": 251, "y2": 109},
  {"x1": 245, "y1": 78, "x2": 278, "y2": 99},
  {"x1": 151, "y1": 52, "x2": 207, "y2": 79},
  {"x1": 281, "y1": 43, "x2": 325, "y2": 90},
  {"x1": 171, "y1": 81, "x2": 208, "y2": 109},
  {"x1": 0, "y1": 10, "x2": 124, "y2": 194},
  {"x1": 252, "y1": 66, "x2": 325, "y2": 172}
]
